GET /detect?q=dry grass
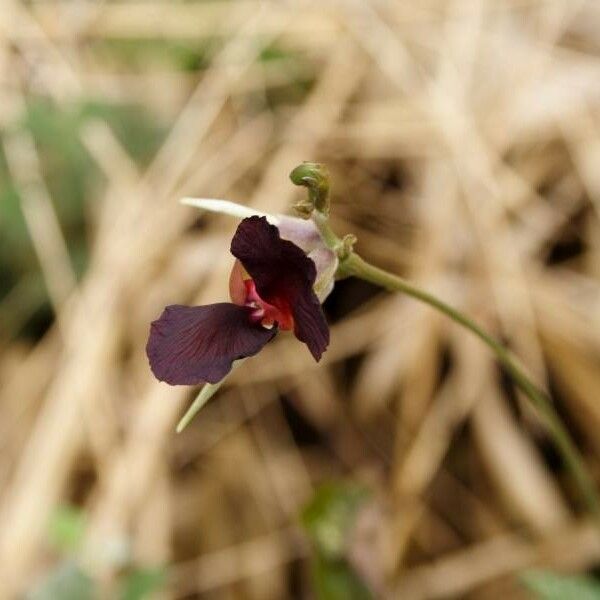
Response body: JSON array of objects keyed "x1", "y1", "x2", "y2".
[{"x1": 1, "y1": 0, "x2": 600, "y2": 598}]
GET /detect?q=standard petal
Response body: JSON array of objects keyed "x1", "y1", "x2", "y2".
[
  {"x1": 231, "y1": 216, "x2": 329, "y2": 360},
  {"x1": 147, "y1": 303, "x2": 276, "y2": 385}
]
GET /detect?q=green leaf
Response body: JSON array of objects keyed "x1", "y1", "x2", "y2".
[
  {"x1": 48, "y1": 505, "x2": 87, "y2": 554},
  {"x1": 301, "y1": 482, "x2": 369, "y2": 561},
  {"x1": 27, "y1": 561, "x2": 95, "y2": 600},
  {"x1": 120, "y1": 567, "x2": 165, "y2": 600},
  {"x1": 521, "y1": 570, "x2": 600, "y2": 600}
]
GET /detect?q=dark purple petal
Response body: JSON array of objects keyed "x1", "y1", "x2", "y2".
[
  {"x1": 277, "y1": 217, "x2": 338, "y2": 300},
  {"x1": 230, "y1": 216, "x2": 329, "y2": 360},
  {"x1": 147, "y1": 303, "x2": 276, "y2": 385},
  {"x1": 292, "y1": 288, "x2": 330, "y2": 361}
]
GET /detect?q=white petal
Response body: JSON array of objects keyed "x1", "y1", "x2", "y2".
[{"x1": 180, "y1": 197, "x2": 280, "y2": 225}]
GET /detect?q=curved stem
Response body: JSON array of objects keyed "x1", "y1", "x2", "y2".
[
  {"x1": 342, "y1": 252, "x2": 600, "y2": 521},
  {"x1": 291, "y1": 161, "x2": 599, "y2": 522},
  {"x1": 312, "y1": 211, "x2": 340, "y2": 250}
]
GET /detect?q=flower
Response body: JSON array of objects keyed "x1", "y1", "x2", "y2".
[
  {"x1": 147, "y1": 216, "x2": 331, "y2": 385},
  {"x1": 179, "y1": 197, "x2": 338, "y2": 301}
]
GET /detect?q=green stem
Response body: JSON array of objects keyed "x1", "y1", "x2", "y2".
[
  {"x1": 176, "y1": 358, "x2": 246, "y2": 432},
  {"x1": 291, "y1": 160, "x2": 598, "y2": 522},
  {"x1": 312, "y1": 211, "x2": 340, "y2": 250},
  {"x1": 176, "y1": 378, "x2": 225, "y2": 433},
  {"x1": 342, "y1": 252, "x2": 600, "y2": 521}
]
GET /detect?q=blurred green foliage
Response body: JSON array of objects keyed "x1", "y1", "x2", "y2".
[
  {"x1": 92, "y1": 37, "x2": 304, "y2": 72},
  {"x1": 522, "y1": 570, "x2": 600, "y2": 600},
  {"x1": 48, "y1": 504, "x2": 88, "y2": 554},
  {"x1": 28, "y1": 562, "x2": 94, "y2": 600},
  {"x1": 90, "y1": 38, "x2": 215, "y2": 72},
  {"x1": 301, "y1": 482, "x2": 372, "y2": 600},
  {"x1": 0, "y1": 97, "x2": 166, "y2": 340},
  {"x1": 120, "y1": 568, "x2": 166, "y2": 600},
  {"x1": 311, "y1": 554, "x2": 372, "y2": 600},
  {"x1": 28, "y1": 561, "x2": 166, "y2": 600},
  {"x1": 302, "y1": 482, "x2": 369, "y2": 561},
  {"x1": 27, "y1": 505, "x2": 166, "y2": 600}
]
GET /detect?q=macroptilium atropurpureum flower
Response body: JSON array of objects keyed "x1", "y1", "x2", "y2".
[{"x1": 147, "y1": 215, "x2": 337, "y2": 385}]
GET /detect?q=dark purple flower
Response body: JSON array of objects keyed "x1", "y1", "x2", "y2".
[{"x1": 147, "y1": 216, "x2": 330, "y2": 385}]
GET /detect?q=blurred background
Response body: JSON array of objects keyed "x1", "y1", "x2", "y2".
[{"x1": 1, "y1": 1, "x2": 600, "y2": 598}]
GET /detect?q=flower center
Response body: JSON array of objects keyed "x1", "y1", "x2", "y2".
[{"x1": 243, "y1": 279, "x2": 294, "y2": 331}]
